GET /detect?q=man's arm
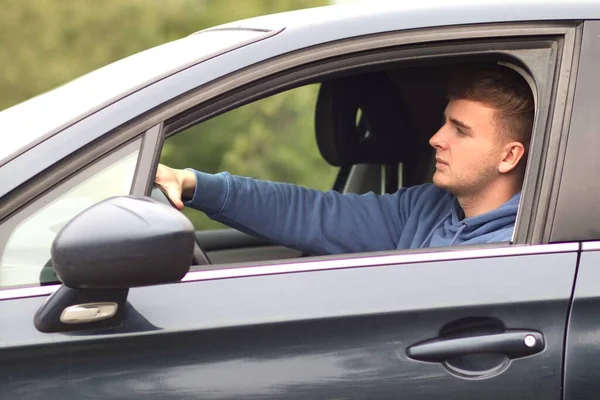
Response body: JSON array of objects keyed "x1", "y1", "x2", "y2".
[{"x1": 170, "y1": 167, "x2": 408, "y2": 255}]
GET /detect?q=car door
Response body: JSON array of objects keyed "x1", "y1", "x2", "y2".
[
  {"x1": 0, "y1": 243, "x2": 578, "y2": 399},
  {"x1": 0, "y1": 19, "x2": 583, "y2": 400}
]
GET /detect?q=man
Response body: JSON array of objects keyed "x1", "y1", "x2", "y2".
[{"x1": 156, "y1": 64, "x2": 534, "y2": 255}]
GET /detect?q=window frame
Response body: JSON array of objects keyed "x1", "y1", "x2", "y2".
[{"x1": 153, "y1": 24, "x2": 578, "y2": 248}]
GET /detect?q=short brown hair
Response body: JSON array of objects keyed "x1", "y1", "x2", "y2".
[{"x1": 446, "y1": 64, "x2": 535, "y2": 145}]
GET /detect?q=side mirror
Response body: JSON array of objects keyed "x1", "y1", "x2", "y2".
[
  {"x1": 52, "y1": 195, "x2": 194, "y2": 288},
  {"x1": 34, "y1": 196, "x2": 195, "y2": 333}
]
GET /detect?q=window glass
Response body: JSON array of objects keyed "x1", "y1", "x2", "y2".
[
  {"x1": 0, "y1": 141, "x2": 140, "y2": 288},
  {"x1": 160, "y1": 84, "x2": 339, "y2": 230}
]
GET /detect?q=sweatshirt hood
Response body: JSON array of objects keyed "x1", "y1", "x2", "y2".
[
  {"x1": 451, "y1": 192, "x2": 520, "y2": 240},
  {"x1": 424, "y1": 192, "x2": 521, "y2": 247}
]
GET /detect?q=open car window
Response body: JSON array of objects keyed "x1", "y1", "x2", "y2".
[
  {"x1": 160, "y1": 83, "x2": 339, "y2": 231},
  {"x1": 158, "y1": 50, "x2": 544, "y2": 270}
]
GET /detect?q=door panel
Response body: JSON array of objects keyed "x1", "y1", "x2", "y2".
[
  {"x1": 0, "y1": 245, "x2": 576, "y2": 399},
  {"x1": 196, "y1": 229, "x2": 271, "y2": 250},
  {"x1": 207, "y1": 245, "x2": 303, "y2": 264},
  {"x1": 196, "y1": 229, "x2": 303, "y2": 264},
  {"x1": 563, "y1": 244, "x2": 600, "y2": 400}
]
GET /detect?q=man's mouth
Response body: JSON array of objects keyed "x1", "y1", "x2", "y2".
[{"x1": 435, "y1": 157, "x2": 448, "y2": 167}]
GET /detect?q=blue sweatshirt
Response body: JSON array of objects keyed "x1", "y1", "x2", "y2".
[{"x1": 186, "y1": 170, "x2": 520, "y2": 255}]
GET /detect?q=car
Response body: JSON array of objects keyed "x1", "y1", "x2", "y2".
[{"x1": 1, "y1": 0, "x2": 599, "y2": 398}]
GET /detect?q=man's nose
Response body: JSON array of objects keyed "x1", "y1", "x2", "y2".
[{"x1": 429, "y1": 126, "x2": 446, "y2": 149}]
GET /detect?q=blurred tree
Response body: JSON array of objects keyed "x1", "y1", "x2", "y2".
[
  {"x1": 0, "y1": 0, "x2": 338, "y2": 231},
  {"x1": 0, "y1": 0, "x2": 328, "y2": 109},
  {"x1": 164, "y1": 84, "x2": 339, "y2": 230}
]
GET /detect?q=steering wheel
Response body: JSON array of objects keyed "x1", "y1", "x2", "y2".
[{"x1": 150, "y1": 184, "x2": 211, "y2": 266}]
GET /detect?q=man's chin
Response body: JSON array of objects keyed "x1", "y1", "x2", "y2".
[
  {"x1": 432, "y1": 176, "x2": 455, "y2": 194},
  {"x1": 432, "y1": 173, "x2": 446, "y2": 187}
]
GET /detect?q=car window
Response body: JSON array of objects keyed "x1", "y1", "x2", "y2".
[
  {"x1": 0, "y1": 140, "x2": 141, "y2": 289},
  {"x1": 160, "y1": 84, "x2": 339, "y2": 231}
]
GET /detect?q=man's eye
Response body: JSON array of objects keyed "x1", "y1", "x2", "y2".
[{"x1": 456, "y1": 127, "x2": 467, "y2": 136}]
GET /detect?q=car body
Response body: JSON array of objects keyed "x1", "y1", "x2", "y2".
[{"x1": 1, "y1": 1, "x2": 600, "y2": 398}]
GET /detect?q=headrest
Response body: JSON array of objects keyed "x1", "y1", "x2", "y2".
[{"x1": 315, "y1": 72, "x2": 417, "y2": 167}]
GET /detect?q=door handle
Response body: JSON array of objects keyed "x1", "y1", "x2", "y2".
[{"x1": 406, "y1": 330, "x2": 544, "y2": 363}]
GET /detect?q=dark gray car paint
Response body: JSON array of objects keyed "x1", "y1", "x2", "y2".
[
  {"x1": 0, "y1": 247, "x2": 577, "y2": 399},
  {"x1": 564, "y1": 246, "x2": 600, "y2": 400}
]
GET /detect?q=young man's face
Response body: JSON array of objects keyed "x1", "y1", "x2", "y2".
[{"x1": 429, "y1": 98, "x2": 507, "y2": 197}]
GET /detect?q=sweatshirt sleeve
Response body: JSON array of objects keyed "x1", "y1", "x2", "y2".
[{"x1": 184, "y1": 170, "x2": 408, "y2": 255}]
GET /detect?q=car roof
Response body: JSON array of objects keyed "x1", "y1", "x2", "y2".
[
  {"x1": 1, "y1": 0, "x2": 598, "y2": 166},
  {"x1": 217, "y1": 0, "x2": 600, "y2": 33}
]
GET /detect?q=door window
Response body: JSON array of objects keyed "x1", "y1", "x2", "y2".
[{"x1": 0, "y1": 140, "x2": 141, "y2": 288}]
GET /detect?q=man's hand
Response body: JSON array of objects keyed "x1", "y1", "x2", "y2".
[{"x1": 155, "y1": 164, "x2": 196, "y2": 210}]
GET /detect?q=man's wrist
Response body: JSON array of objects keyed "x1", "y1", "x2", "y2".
[{"x1": 181, "y1": 169, "x2": 197, "y2": 199}]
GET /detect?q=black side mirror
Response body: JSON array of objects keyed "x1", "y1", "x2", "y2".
[{"x1": 34, "y1": 196, "x2": 195, "y2": 333}]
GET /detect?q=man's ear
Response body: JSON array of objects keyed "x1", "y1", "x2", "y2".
[{"x1": 498, "y1": 142, "x2": 525, "y2": 174}]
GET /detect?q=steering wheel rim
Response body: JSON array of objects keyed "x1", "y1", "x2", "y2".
[{"x1": 150, "y1": 184, "x2": 211, "y2": 266}]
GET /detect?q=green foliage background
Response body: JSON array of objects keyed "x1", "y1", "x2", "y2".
[{"x1": 0, "y1": 0, "x2": 338, "y2": 230}]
